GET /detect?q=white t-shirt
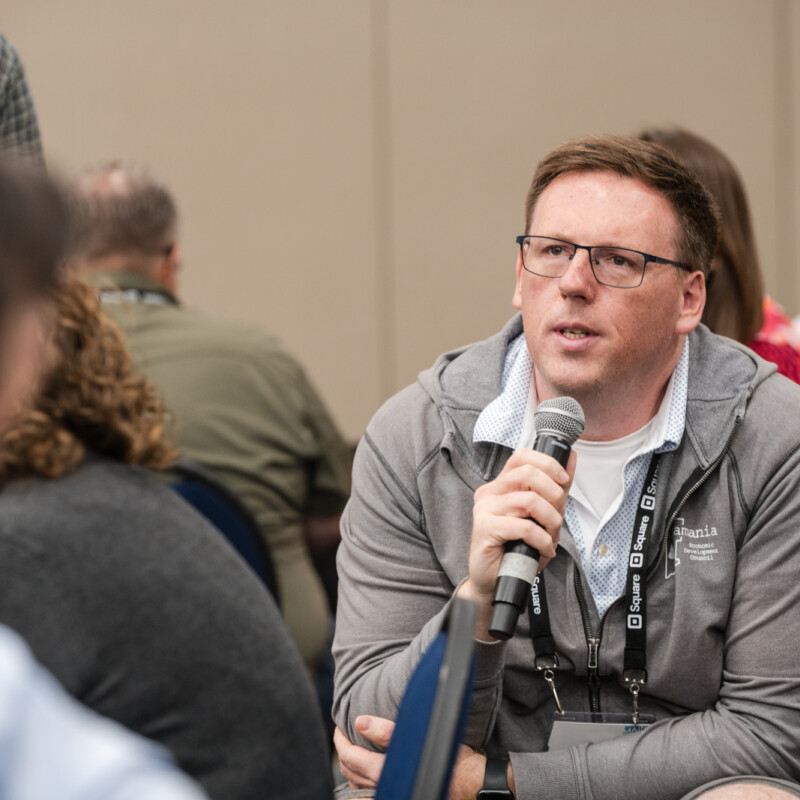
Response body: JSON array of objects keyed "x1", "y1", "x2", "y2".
[{"x1": 571, "y1": 421, "x2": 653, "y2": 552}]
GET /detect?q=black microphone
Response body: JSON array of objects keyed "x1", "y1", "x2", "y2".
[{"x1": 488, "y1": 396, "x2": 585, "y2": 640}]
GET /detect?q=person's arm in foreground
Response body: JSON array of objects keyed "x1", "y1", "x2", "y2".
[{"x1": 0, "y1": 623, "x2": 207, "y2": 800}]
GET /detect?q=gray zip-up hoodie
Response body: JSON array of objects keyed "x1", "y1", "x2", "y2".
[{"x1": 333, "y1": 315, "x2": 800, "y2": 800}]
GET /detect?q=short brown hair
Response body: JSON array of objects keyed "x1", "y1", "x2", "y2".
[
  {"x1": 0, "y1": 274, "x2": 177, "y2": 484},
  {"x1": 72, "y1": 162, "x2": 177, "y2": 260},
  {"x1": 524, "y1": 135, "x2": 720, "y2": 278},
  {"x1": 639, "y1": 128, "x2": 763, "y2": 343}
]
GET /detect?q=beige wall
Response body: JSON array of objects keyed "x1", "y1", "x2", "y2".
[{"x1": 4, "y1": 1, "x2": 798, "y2": 441}]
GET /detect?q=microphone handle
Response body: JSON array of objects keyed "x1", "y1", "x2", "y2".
[{"x1": 488, "y1": 434, "x2": 572, "y2": 640}]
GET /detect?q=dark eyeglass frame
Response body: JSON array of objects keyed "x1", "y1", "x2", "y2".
[{"x1": 516, "y1": 235, "x2": 693, "y2": 289}]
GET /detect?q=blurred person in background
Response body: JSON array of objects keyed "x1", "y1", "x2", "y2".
[
  {"x1": 0, "y1": 272, "x2": 334, "y2": 800},
  {"x1": 69, "y1": 161, "x2": 351, "y2": 694},
  {"x1": 0, "y1": 157, "x2": 60, "y2": 428},
  {"x1": 639, "y1": 126, "x2": 800, "y2": 382}
]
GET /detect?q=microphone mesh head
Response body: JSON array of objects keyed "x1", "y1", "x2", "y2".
[{"x1": 534, "y1": 397, "x2": 585, "y2": 445}]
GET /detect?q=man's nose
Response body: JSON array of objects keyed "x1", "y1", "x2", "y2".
[{"x1": 558, "y1": 246, "x2": 596, "y2": 294}]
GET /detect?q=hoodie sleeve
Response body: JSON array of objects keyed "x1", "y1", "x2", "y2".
[{"x1": 331, "y1": 388, "x2": 506, "y2": 751}]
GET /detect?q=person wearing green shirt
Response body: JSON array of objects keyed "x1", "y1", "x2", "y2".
[{"x1": 70, "y1": 161, "x2": 352, "y2": 681}]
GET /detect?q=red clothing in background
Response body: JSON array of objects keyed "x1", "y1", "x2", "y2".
[{"x1": 749, "y1": 296, "x2": 800, "y2": 384}]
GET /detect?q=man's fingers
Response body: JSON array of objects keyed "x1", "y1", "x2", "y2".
[
  {"x1": 477, "y1": 461, "x2": 572, "y2": 510},
  {"x1": 334, "y1": 724, "x2": 386, "y2": 790},
  {"x1": 355, "y1": 715, "x2": 395, "y2": 749},
  {"x1": 477, "y1": 490, "x2": 565, "y2": 536},
  {"x1": 471, "y1": 512, "x2": 558, "y2": 559},
  {"x1": 497, "y1": 448, "x2": 572, "y2": 483}
]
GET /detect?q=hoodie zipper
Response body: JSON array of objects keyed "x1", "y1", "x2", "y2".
[
  {"x1": 572, "y1": 415, "x2": 742, "y2": 713},
  {"x1": 574, "y1": 566, "x2": 604, "y2": 712}
]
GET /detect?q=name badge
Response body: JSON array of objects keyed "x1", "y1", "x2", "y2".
[{"x1": 547, "y1": 711, "x2": 654, "y2": 750}]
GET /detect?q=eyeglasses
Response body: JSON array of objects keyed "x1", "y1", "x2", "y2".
[{"x1": 516, "y1": 235, "x2": 693, "y2": 289}]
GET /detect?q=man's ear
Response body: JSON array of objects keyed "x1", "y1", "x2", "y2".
[
  {"x1": 675, "y1": 270, "x2": 706, "y2": 335},
  {"x1": 157, "y1": 244, "x2": 182, "y2": 295},
  {"x1": 512, "y1": 251, "x2": 524, "y2": 310}
]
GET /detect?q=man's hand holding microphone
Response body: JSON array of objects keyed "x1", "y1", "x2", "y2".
[{"x1": 458, "y1": 397, "x2": 585, "y2": 642}]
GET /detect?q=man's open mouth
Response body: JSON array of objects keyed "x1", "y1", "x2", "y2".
[{"x1": 559, "y1": 328, "x2": 591, "y2": 339}]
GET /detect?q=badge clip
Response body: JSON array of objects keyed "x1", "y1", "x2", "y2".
[
  {"x1": 622, "y1": 669, "x2": 647, "y2": 724},
  {"x1": 536, "y1": 654, "x2": 564, "y2": 716}
]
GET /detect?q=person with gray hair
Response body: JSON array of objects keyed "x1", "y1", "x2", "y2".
[{"x1": 70, "y1": 160, "x2": 352, "y2": 723}]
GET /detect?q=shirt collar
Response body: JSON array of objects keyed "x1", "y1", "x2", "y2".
[
  {"x1": 85, "y1": 271, "x2": 180, "y2": 306},
  {"x1": 648, "y1": 338, "x2": 688, "y2": 454},
  {"x1": 472, "y1": 333, "x2": 531, "y2": 448},
  {"x1": 473, "y1": 334, "x2": 689, "y2": 453}
]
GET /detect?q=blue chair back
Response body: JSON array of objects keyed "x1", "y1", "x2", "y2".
[
  {"x1": 168, "y1": 459, "x2": 280, "y2": 605},
  {"x1": 375, "y1": 598, "x2": 476, "y2": 800}
]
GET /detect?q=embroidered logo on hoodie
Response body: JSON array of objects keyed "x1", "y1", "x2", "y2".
[{"x1": 665, "y1": 518, "x2": 719, "y2": 578}]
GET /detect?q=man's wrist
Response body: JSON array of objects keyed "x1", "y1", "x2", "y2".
[
  {"x1": 476, "y1": 757, "x2": 513, "y2": 800},
  {"x1": 456, "y1": 579, "x2": 498, "y2": 642}
]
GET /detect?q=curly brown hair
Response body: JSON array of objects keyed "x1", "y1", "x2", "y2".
[{"x1": 0, "y1": 274, "x2": 177, "y2": 484}]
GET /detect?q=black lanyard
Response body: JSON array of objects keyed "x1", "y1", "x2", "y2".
[
  {"x1": 528, "y1": 452, "x2": 662, "y2": 687},
  {"x1": 622, "y1": 452, "x2": 661, "y2": 686}
]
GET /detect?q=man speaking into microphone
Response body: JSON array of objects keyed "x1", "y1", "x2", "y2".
[{"x1": 332, "y1": 135, "x2": 800, "y2": 800}]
